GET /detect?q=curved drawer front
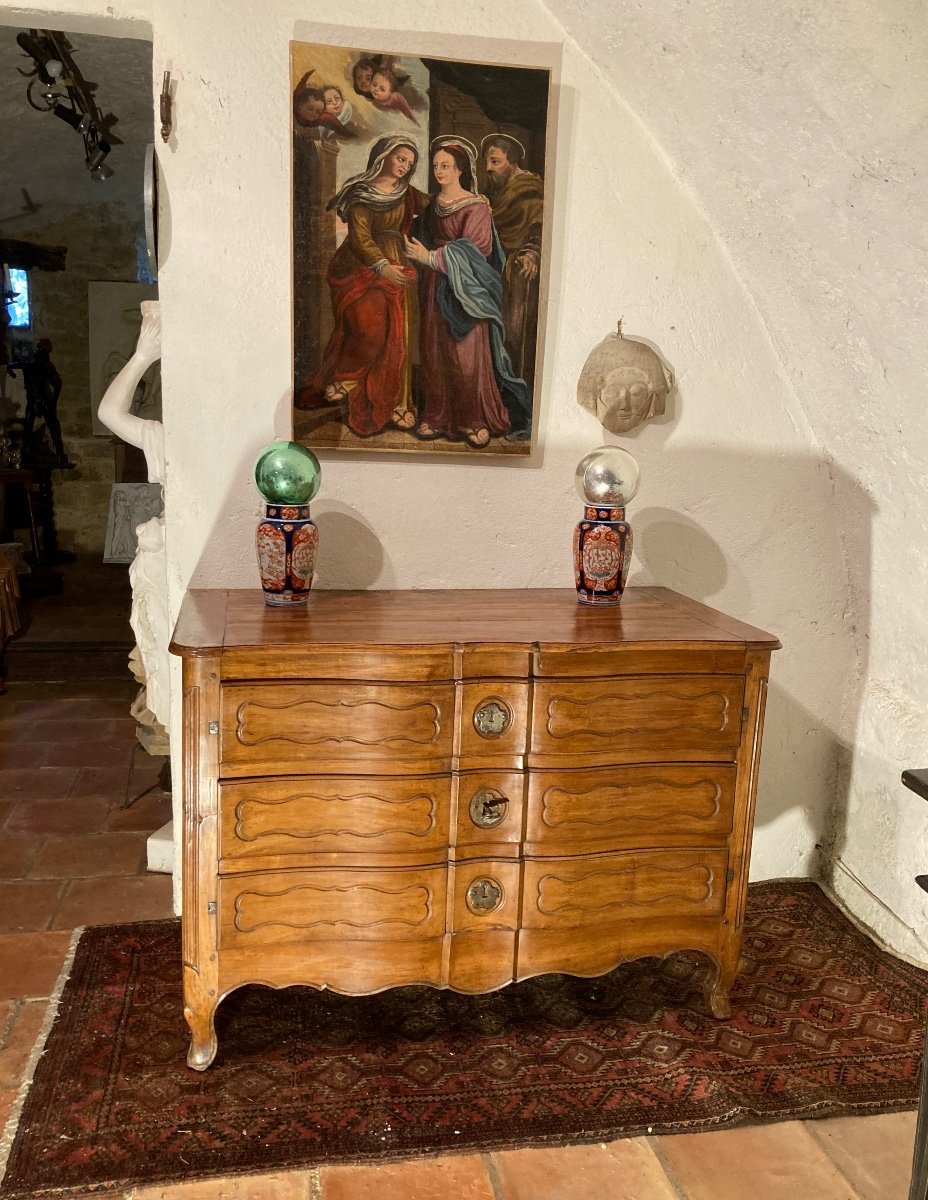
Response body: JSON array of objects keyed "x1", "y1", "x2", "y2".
[
  {"x1": 525, "y1": 763, "x2": 736, "y2": 854},
  {"x1": 218, "y1": 865, "x2": 447, "y2": 949},
  {"x1": 220, "y1": 682, "x2": 455, "y2": 774},
  {"x1": 521, "y1": 849, "x2": 729, "y2": 930},
  {"x1": 531, "y1": 676, "x2": 745, "y2": 760},
  {"x1": 219, "y1": 775, "x2": 452, "y2": 862}
]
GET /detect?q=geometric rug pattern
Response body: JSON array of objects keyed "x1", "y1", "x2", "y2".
[{"x1": 1, "y1": 880, "x2": 925, "y2": 1198}]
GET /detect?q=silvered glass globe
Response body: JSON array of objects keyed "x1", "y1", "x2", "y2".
[
  {"x1": 574, "y1": 445, "x2": 640, "y2": 506},
  {"x1": 254, "y1": 441, "x2": 321, "y2": 505}
]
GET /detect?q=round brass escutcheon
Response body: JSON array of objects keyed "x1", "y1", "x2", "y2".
[
  {"x1": 466, "y1": 877, "x2": 504, "y2": 915},
  {"x1": 468, "y1": 788, "x2": 509, "y2": 829},
  {"x1": 473, "y1": 698, "x2": 512, "y2": 739}
]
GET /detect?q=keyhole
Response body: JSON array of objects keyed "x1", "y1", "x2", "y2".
[{"x1": 468, "y1": 788, "x2": 508, "y2": 829}]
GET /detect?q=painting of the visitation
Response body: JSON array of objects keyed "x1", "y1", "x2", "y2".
[{"x1": 291, "y1": 42, "x2": 549, "y2": 456}]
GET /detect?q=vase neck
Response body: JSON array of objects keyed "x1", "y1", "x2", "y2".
[
  {"x1": 265, "y1": 503, "x2": 311, "y2": 519},
  {"x1": 584, "y1": 505, "x2": 625, "y2": 521}
]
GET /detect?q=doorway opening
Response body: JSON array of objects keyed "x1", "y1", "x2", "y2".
[
  {"x1": 0, "y1": 24, "x2": 156, "y2": 678},
  {"x1": 0, "y1": 22, "x2": 172, "y2": 900}
]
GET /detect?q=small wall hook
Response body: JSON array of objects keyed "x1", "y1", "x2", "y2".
[{"x1": 160, "y1": 70, "x2": 172, "y2": 143}]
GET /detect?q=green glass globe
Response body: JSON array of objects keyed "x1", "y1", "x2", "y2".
[{"x1": 254, "y1": 441, "x2": 321, "y2": 505}]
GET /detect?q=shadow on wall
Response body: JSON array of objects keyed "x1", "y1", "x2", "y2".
[
  {"x1": 312, "y1": 504, "x2": 390, "y2": 589},
  {"x1": 626, "y1": 448, "x2": 872, "y2": 880}
]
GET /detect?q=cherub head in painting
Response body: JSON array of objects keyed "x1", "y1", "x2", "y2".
[
  {"x1": 352, "y1": 57, "x2": 378, "y2": 96},
  {"x1": 292, "y1": 71, "x2": 326, "y2": 127},
  {"x1": 323, "y1": 85, "x2": 345, "y2": 117},
  {"x1": 369, "y1": 68, "x2": 417, "y2": 124}
]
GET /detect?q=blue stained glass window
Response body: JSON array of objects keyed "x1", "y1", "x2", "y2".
[{"x1": 7, "y1": 268, "x2": 30, "y2": 328}]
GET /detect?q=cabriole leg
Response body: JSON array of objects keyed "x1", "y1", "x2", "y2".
[
  {"x1": 184, "y1": 993, "x2": 219, "y2": 1071},
  {"x1": 703, "y1": 951, "x2": 740, "y2": 1019}
]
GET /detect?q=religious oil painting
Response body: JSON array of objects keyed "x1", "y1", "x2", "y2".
[{"x1": 291, "y1": 42, "x2": 549, "y2": 456}]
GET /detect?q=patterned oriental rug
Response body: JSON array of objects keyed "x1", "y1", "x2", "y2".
[{"x1": 1, "y1": 881, "x2": 926, "y2": 1199}]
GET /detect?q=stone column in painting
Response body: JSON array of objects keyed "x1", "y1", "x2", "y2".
[{"x1": 293, "y1": 134, "x2": 339, "y2": 391}]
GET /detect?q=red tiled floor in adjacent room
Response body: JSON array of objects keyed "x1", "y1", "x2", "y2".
[
  {"x1": 5, "y1": 794, "x2": 113, "y2": 836},
  {"x1": 10, "y1": 697, "x2": 134, "y2": 720},
  {"x1": 9, "y1": 717, "x2": 137, "y2": 745},
  {"x1": 70, "y1": 763, "x2": 142, "y2": 797},
  {"x1": 0, "y1": 833, "x2": 40, "y2": 877},
  {"x1": 0, "y1": 931, "x2": 74, "y2": 1000},
  {"x1": 52, "y1": 874, "x2": 173, "y2": 929},
  {"x1": 45, "y1": 739, "x2": 136, "y2": 769},
  {"x1": 106, "y1": 789, "x2": 172, "y2": 832},
  {"x1": 0, "y1": 742, "x2": 52, "y2": 769},
  {"x1": 0, "y1": 880, "x2": 64, "y2": 933},
  {"x1": 28, "y1": 832, "x2": 148, "y2": 879},
  {"x1": 0, "y1": 766, "x2": 79, "y2": 800}
]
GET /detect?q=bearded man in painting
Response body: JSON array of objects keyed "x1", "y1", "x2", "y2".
[{"x1": 482, "y1": 134, "x2": 544, "y2": 435}]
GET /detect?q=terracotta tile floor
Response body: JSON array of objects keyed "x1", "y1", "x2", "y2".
[{"x1": 0, "y1": 566, "x2": 919, "y2": 1197}]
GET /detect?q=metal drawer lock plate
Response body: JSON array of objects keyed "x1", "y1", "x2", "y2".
[
  {"x1": 466, "y1": 877, "x2": 504, "y2": 915},
  {"x1": 468, "y1": 788, "x2": 509, "y2": 829},
  {"x1": 473, "y1": 699, "x2": 512, "y2": 739}
]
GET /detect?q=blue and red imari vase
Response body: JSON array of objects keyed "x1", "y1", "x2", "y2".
[
  {"x1": 574, "y1": 504, "x2": 632, "y2": 605},
  {"x1": 256, "y1": 504, "x2": 318, "y2": 606}
]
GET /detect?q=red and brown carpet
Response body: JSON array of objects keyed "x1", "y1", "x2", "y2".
[{"x1": 1, "y1": 880, "x2": 926, "y2": 1198}]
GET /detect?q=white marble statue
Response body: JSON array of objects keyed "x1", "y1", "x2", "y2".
[{"x1": 97, "y1": 300, "x2": 170, "y2": 730}]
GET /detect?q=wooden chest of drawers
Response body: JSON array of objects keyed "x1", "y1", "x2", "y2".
[{"x1": 171, "y1": 587, "x2": 779, "y2": 1070}]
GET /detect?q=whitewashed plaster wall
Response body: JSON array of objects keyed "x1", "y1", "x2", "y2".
[
  {"x1": 0, "y1": 1, "x2": 860, "y2": 937},
  {"x1": 548, "y1": 0, "x2": 928, "y2": 961}
]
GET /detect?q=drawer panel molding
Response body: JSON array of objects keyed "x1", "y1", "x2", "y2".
[
  {"x1": 523, "y1": 850, "x2": 728, "y2": 928},
  {"x1": 234, "y1": 881, "x2": 434, "y2": 932},
  {"x1": 220, "y1": 682, "x2": 455, "y2": 770},
  {"x1": 537, "y1": 864, "x2": 715, "y2": 915},
  {"x1": 235, "y1": 696, "x2": 443, "y2": 748},
  {"x1": 541, "y1": 779, "x2": 721, "y2": 827},
  {"x1": 236, "y1": 790, "x2": 435, "y2": 841},
  {"x1": 220, "y1": 776, "x2": 452, "y2": 860},
  {"x1": 533, "y1": 676, "x2": 745, "y2": 756},
  {"x1": 219, "y1": 866, "x2": 448, "y2": 947},
  {"x1": 526, "y1": 764, "x2": 737, "y2": 852}
]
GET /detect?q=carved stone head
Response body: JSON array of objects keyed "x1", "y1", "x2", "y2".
[{"x1": 578, "y1": 325, "x2": 674, "y2": 435}]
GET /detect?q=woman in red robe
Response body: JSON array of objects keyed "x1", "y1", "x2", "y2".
[{"x1": 296, "y1": 134, "x2": 425, "y2": 436}]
